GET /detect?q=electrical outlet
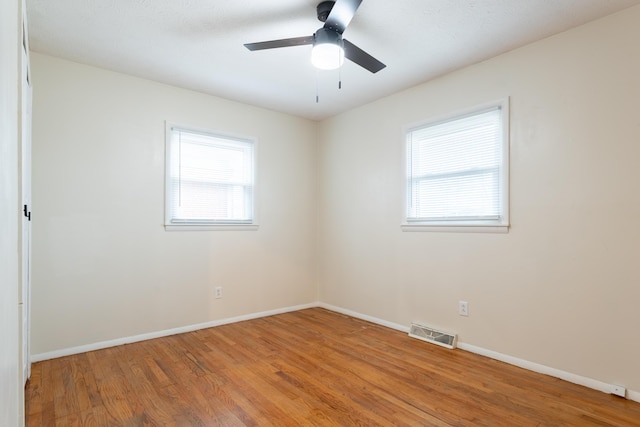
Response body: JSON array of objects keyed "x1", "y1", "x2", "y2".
[
  {"x1": 611, "y1": 385, "x2": 626, "y2": 398},
  {"x1": 458, "y1": 301, "x2": 469, "y2": 317},
  {"x1": 215, "y1": 286, "x2": 223, "y2": 299}
]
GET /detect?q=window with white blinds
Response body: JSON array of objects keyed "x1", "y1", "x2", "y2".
[
  {"x1": 404, "y1": 99, "x2": 509, "y2": 231},
  {"x1": 165, "y1": 124, "x2": 256, "y2": 229}
]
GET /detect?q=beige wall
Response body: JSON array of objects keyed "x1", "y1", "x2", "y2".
[
  {"x1": 30, "y1": 54, "x2": 319, "y2": 354},
  {"x1": 318, "y1": 7, "x2": 640, "y2": 392}
]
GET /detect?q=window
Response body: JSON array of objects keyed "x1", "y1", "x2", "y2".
[
  {"x1": 403, "y1": 99, "x2": 509, "y2": 232},
  {"x1": 165, "y1": 124, "x2": 256, "y2": 230}
]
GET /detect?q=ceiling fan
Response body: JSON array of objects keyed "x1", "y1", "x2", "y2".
[{"x1": 244, "y1": 0, "x2": 386, "y2": 73}]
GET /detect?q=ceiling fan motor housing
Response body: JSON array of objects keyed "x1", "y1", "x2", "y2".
[
  {"x1": 314, "y1": 27, "x2": 343, "y2": 47},
  {"x1": 317, "y1": 1, "x2": 335, "y2": 22}
]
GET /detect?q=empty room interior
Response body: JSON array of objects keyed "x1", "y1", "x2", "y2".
[{"x1": 3, "y1": 0, "x2": 640, "y2": 425}]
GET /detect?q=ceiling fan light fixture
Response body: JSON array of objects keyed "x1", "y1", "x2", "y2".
[{"x1": 311, "y1": 28, "x2": 344, "y2": 70}]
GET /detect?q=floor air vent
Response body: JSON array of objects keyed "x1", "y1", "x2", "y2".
[{"x1": 409, "y1": 323, "x2": 457, "y2": 349}]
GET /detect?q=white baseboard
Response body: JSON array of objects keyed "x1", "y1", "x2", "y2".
[
  {"x1": 317, "y1": 303, "x2": 640, "y2": 403},
  {"x1": 317, "y1": 302, "x2": 410, "y2": 333},
  {"x1": 31, "y1": 302, "x2": 317, "y2": 363},
  {"x1": 31, "y1": 301, "x2": 640, "y2": 403},
  {"x1": 457, "y1": 342, "x2": 612, "y2": 393}
]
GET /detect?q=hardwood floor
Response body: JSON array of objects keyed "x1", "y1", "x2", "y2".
[{"x1": 25, "y1": 308, "x2": 640, "y2": 426}]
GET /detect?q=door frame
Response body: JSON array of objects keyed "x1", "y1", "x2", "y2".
[{"x1": 19, "y1": 2, "x2": 32, "y2": 385}]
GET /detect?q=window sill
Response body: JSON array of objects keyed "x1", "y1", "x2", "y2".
[
  {"x1": 165, "y1": 224, "x2": 259, "y2": 231},
  {"x1": 401, "y1": 223, "x2": 509, "y2": 233}
]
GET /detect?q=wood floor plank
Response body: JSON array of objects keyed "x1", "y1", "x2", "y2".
[
  {"x1": 25, "y1": 360, "x2": 43, "y2": 417},
  {"x1": 116, "y1": 354, "x2": 177, "y2": 425},
  {"x1": 26, "y1": 308, "x2": 640, "y2": 426}
]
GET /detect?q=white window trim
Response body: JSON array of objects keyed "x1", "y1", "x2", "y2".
[
  {"x1": 164, "y1": 121, "x2": 259, "y2": 231},
  {"x1": 401, "y1": 98, "x2": 510, "y2": 233},
  {"x1": 164, "y1": 224, "x2": 259, "y2": 232}
]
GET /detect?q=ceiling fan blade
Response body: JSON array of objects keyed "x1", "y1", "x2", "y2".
[
  {"x1": 324, "y1": 0, "x2": 363, "y2": 34},
  {"x1": 343, "y1": 39, "x2": 385, "y2": 73},
  {"x1": 244, "y1": 36, "x2": 313, "y2": 51}
]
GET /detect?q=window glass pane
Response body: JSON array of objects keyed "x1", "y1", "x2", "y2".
[
  {"x1": 167, "y1": 127, "x2": 254, "y2": 225},
  {"x1": 406, "y1": 104, "x2": 506, "y2": 224},
  {"x1": 411, "y1": 169, "x2": 500, "y2": 219}
]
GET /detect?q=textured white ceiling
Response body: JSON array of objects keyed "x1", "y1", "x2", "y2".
[{"x1": 26, "y1": 0, "x2": 640, "y2": 120}]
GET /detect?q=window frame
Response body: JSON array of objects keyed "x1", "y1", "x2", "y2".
[
  {"x1": 401, "y1": 98, "x2": 510, "y2": 233},
  {"x1": 164, "y1": 122, "x2": 258, "y2": 231}
]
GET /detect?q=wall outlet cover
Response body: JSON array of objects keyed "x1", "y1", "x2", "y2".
[{"x1": 611, "y1": 385, "x2": 626, "y2": 398}]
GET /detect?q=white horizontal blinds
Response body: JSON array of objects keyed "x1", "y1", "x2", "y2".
[
  {"x1": 169, "y1": 127, "x2": 254, "y2": 224},
  {"x1": 407, "y1": 107, "x2": 502, "y2": 221}
]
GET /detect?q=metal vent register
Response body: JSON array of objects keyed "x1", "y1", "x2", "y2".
[{"x1": 409, "y1": 323, "x2": 457, "y2": 349}]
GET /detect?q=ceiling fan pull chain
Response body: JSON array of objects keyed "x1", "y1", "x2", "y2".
[{"x1": 316, "y1": 69, "x2": 320, "y2": 103}]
